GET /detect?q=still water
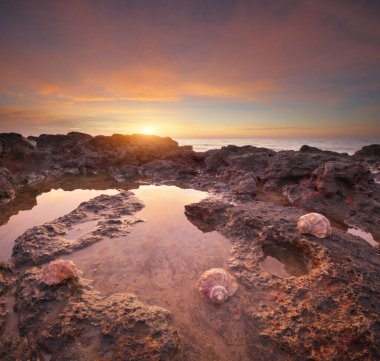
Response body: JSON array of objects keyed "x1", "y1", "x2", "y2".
[
  {"x1": 0, "y1": 188, "x2": 119, "y2": 261},
  {"x1": 64, "y1": 185, "x2": 252, "y2": 361},
  {"x1": 0, "y1": 185, "x2": 291, "y2": 360}
]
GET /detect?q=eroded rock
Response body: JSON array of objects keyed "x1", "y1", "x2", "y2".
[
  {"x1": 283, "y1": 160, "x2": 380, "y2": 240},
  {"x1": 11, "y1": 267, "x2": 181, "y2": 361},
  {"x1": 1, "y1": 133, "x2": 380, "y2": 360},
  {"x1": 0, "y1": 167, "x2": 16, "y2": 205},
  {"x1": 185, "y1": 198, "x2": 380, "y2": 360},
  {"x1": 12, "y1": 191, "x2": 144, "y2": 266},
  {"x1": 0, "y1": 262, "x2": 14, "y2": 332}
]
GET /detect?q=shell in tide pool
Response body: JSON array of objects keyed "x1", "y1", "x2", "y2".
[{"x1": 197, "y1": 268, "x2": 238, "y2": 304}]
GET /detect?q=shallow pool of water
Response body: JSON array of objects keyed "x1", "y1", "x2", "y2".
[
  {"x1": 0, "y1": 188, "x2": 119, "y2": 261},
  {"x1": 63, "y1": 185, "x2": 251, "y2": 361},
  {"x1": 260, "y1": 244, "x2": 309, "y2": 278},
  {"x1": 260, "y1": 256, "x2": 291, "y2": 278},
  {"x1": 347, "y1": 226, "x2": 377, "y2": 247}
]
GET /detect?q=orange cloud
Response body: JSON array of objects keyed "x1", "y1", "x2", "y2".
[{"x1": 0, "y1": 1, "x2": 379, "y2": 137}]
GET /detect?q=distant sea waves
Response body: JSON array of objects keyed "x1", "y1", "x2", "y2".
[{"x1": 176, "y1": 138, "x2": 380, "y2": 155}]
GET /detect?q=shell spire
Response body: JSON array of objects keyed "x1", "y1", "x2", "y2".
[
  {"x1": 297, "y1": 213, "x2": 331, "y2": 238},
  {"x1": 197, "y1": 268, "x2": 238, "y2": 304},
  {"x1": 41, "y1": 259, "x2": 81, "y2": 285}
]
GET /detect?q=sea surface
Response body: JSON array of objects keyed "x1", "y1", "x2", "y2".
[{"x1": 176, "y1": 137, "x2": 380, "y2": 154}]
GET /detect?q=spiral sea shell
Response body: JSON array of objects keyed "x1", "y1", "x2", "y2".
[
  {"x1": 197, "y1": 268, "x2": 238, "y2": 304},
  {"x1": 41, "y1": 259, "x2": 81, "y2": 285},
  {"x1": 297, "y1": 213, "x2": 331, "y2": 238}
]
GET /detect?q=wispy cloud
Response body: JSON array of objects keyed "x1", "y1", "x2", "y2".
[
  {"x1": 0, "y1": 1, "x2": 379, "y2": 136},
  {"x1": 240, "y1": 127, "x2": 308, "y2": 131}
]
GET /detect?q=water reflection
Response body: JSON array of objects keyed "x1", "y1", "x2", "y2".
[
  {"x1": 0, "y1": 188, "x2": 118, "y2": 261},
  {"x1": 64, "y1": 185, "x2": 251, "y2": 361},
  {"x1": 260, "y1": 244, "x2": 309, "y2": 278},
  {"x1": 260, "y1": 256, "x2": 290, "y2": 278},
  {"x1": 347, "y1": 226, "x2": 377, "y2": 247}
]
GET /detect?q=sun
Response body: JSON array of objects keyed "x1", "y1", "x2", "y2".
[{"x1": 141, "y1": 126, "x2": 156, "y2": 135}]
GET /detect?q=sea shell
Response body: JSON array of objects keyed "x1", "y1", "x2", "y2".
[
  {"x1": 197, "y1": 268, "x2": 238, "y2": 304},
  {"x1": 297, "y1": 213, "x2": 332, "y2": 238},
  {"x1": 41, "y1": 259, "x2": 81, "y2": 285}
]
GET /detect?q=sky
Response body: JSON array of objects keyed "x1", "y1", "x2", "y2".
[{"x1": 0, "y1": 0, "x2": 379, "y2": 138}]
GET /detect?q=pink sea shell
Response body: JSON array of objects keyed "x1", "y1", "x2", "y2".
[
  {"x1": 197, "y1": 268, "x2": 238, "y2": 304},
  {"x1": 41, "y1": 259, "x2": 81, "y2": 285},
  {"x1": 297, "y1": 212, "x2": 332, "y2": 238}
]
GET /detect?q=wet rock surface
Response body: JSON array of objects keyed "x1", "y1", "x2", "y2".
[
  {"x1": 0, "y1": 132, "x2": 178, "y2": 204},
  {"x1": 0, "y1": 263, "x2": 14, "y2": 332},
  {"x1": 2, "y1": 267, "x2": 181, "y2": 361},
  {"x1": 284, "y1": 160, "x2": 380, "y2": 239},
  {"x1": 0, "y1": 168, "x2": 16, "y2": 205},
  {"x1": 0, "y1": 132, "x2": 380, "y2": 360},
  {"x1": 12, "y1": 191, "x2": 144, "y2": 266},
  {"x1": 185, "y1": 199, "x2": 380, "y2": 360}
]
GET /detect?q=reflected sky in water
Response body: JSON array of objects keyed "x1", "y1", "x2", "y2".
[{"x1": 0, "y1": 188, "x2": 118, "y2": 261}]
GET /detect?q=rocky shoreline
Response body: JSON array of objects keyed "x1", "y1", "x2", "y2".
[{"x1": 0, "y1": 132, "x2": 380, "y2": 360}]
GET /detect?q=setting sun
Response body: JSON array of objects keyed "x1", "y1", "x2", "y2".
[{"x1": 141, "y1": 126, "x2": 156, "y2": 135}]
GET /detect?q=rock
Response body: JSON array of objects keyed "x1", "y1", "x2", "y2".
[
  {"x1": 161, "y1": 146, "x2": 204, "y2": 167},
  {"x1": 203, "y1": 146, "x2": 275, "y2": 175},
  {"x1": 29, "y1": 131, "x2": 93, "y2": 149},
  {"x1": 185, "y1": 199, "x2": 234, "y2": 233},
  {"x1": 263, "y1": 151, "x2": 345, "y2": 187},
  {"x1": 140, "y1": 160, "x2": 197, "y2": 182},
  {"x1": 0, "y1": 133, "x2": 36, "y2": 159},
  {"x1": 283, "y1": 160, "x2": 380, "y2": 239},
  {"x1": 204, "y1": 149, "x2": 229, "y2": 173},
  {"x1": 0, "y1": 262, "x2": 14, "y2": 331},
  {"x1": 12, "y1": 267, "x2": 181, "y2": 360},
  {"x1": 184, "y1": 197, "x2": 380, "y2": 360},
  {"x1": 12, "y1": 192, "x2": 144, "y2": 266},
  {"x1": 300, "y1": 144, "x2": 346, "y2": 156},
  {"x1": 23, "y1": 171, "x2": 47, "y2": 185},
  {"x1": 232, "y1": 173, "x2": 257, "y2": 197},
  {"x1": 0, "y1": 167, "x2": 16, "y2": 204},
  {"x1": 112, "y1": 165, "x2": 139, "y2": 182},
  {"x1": 0, "y1": 132, "x2": 181, "y2": 197},
  {"x1": 352, "y1": 144, "x2": 380, "y2": 164},
  {"x1": 300, "y1": 144, "x2": 323, "y2": 152},
  {"x1": 1, "y1": 134, "x2": 380, "y2": 359},
  {"x1": 312, "y1": 161, "x2": 374, "y2": 196},
  {"x1": 371, "y1": 161, "x2": 380, "y2": 183},
  {"x1": 87, "y1": 134, "x2": 178, "y2": 163},
  {"x1": 225, "y1": 147, "x2": 275, "y2": 175}
]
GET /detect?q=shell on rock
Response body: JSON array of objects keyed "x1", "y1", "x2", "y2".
[
  {"x1": 297, "y1": 213, "x2": 331, "y2": 238},
  {"x1": 197, "y1": 268, "x2": 238, "y2": 304},
  {"x1": 41, "y1": 259, "x2": 81, "y2": 285}
]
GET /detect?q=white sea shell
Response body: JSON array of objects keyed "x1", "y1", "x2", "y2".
[
  {"x1": 41, "y1": 259, "x2": 81, "y2": 285},
  {"x1": 297, "y1": 213, "x2": 332, "y2": 238},
  {"x1": 197, "y1": 268, "x2": 238, "y2": 304}
]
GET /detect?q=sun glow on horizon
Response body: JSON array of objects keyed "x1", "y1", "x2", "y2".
[{"x1": 140, "y1": 126, "x2": 156, "y2": 135}]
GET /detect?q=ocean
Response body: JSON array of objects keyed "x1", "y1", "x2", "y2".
[{"x1": 176, "y1": 138, "x2": 380, "y2": 155}]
